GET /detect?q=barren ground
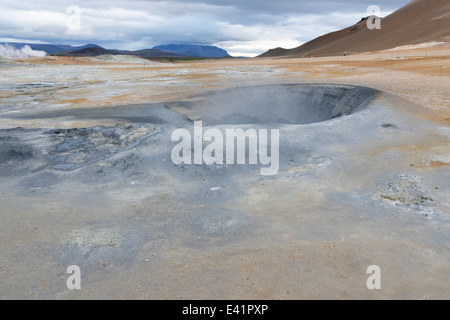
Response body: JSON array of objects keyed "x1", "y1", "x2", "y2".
[{"x1": 0, "y1": 45, "x2": 449, "y2": 299}]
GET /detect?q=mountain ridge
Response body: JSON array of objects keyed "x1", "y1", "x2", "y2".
[
  {"x1": 1, "y1": 42, "x2": 231, "y2": 59},
  {"x1": 153, "y1": 44, "x2": 231, "y2": 58}
]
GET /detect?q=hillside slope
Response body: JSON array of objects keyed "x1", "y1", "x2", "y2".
[{"x1": 259, "y1": 0, "x2": 450, "y2": 57}]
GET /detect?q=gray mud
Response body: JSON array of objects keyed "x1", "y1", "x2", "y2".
[
  {"x1": 168, "y1": 84, "x2": 378, "y2": 125},
  {"x1": 0, "y1": 84, "x2": 449, "y2": 299}
]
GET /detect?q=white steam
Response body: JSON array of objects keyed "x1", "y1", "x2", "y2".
[{"x1": 0, "y1": 44, "x2": 47, "y2": 58}]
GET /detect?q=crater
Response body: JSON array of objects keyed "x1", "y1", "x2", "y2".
[{"x1": 171, "y1": 84, "x2": 379, "y2": 125}]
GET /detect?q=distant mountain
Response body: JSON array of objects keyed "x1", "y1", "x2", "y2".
[
  {"x1": 1, "y1": 42, "x2": 231, "y2": 59},
  {"x1": 54, "y1": 46, "x2": 118, "y2": 56},
  {"x1": 117, "y1": 49, "x2": 185, "y2": 58},
  {"x1": 54, "y1": 47, "x2": 186, "y2": 58},
  {"x1": 259, "y1": 0, "x2": 450, "y2": 58},
  {"x1": 0, "y1": 43, "x2": 103, "y2": 54},
  {"x1": 153, "y1": 44, "x2": 231, "y2": 58}
]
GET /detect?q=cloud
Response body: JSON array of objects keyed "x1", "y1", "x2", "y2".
[
  {"x1": 0, "y1": 44, "x2": 47, "y2": 58},
  {"x1": 0, "y1": 0, "x2": 411, "y2": 57}
]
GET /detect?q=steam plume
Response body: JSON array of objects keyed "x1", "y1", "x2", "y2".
[{"x1": 0, "y1": 44, "x2": 47, "y2": 58}]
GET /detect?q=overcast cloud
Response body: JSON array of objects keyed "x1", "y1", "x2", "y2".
[{"x1": 0, "y1": 0, "x2": 411, "y2": 56}]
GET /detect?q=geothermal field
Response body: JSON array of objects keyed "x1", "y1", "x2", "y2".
[
  {"x1": 0, "y1": 0, "x2": 449, "y2": 301},
  {"x1": 0, "y1": 45, "x2": 449, "y2": 299}
]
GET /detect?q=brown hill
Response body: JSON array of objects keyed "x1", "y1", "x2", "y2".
[{"x1": 259, "y1": 0, "x2": 450, "y2": 58}]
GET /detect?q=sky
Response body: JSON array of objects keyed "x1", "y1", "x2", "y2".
[{"x1": 0, "y1": 0, "x2": 411, "y2": 57}]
